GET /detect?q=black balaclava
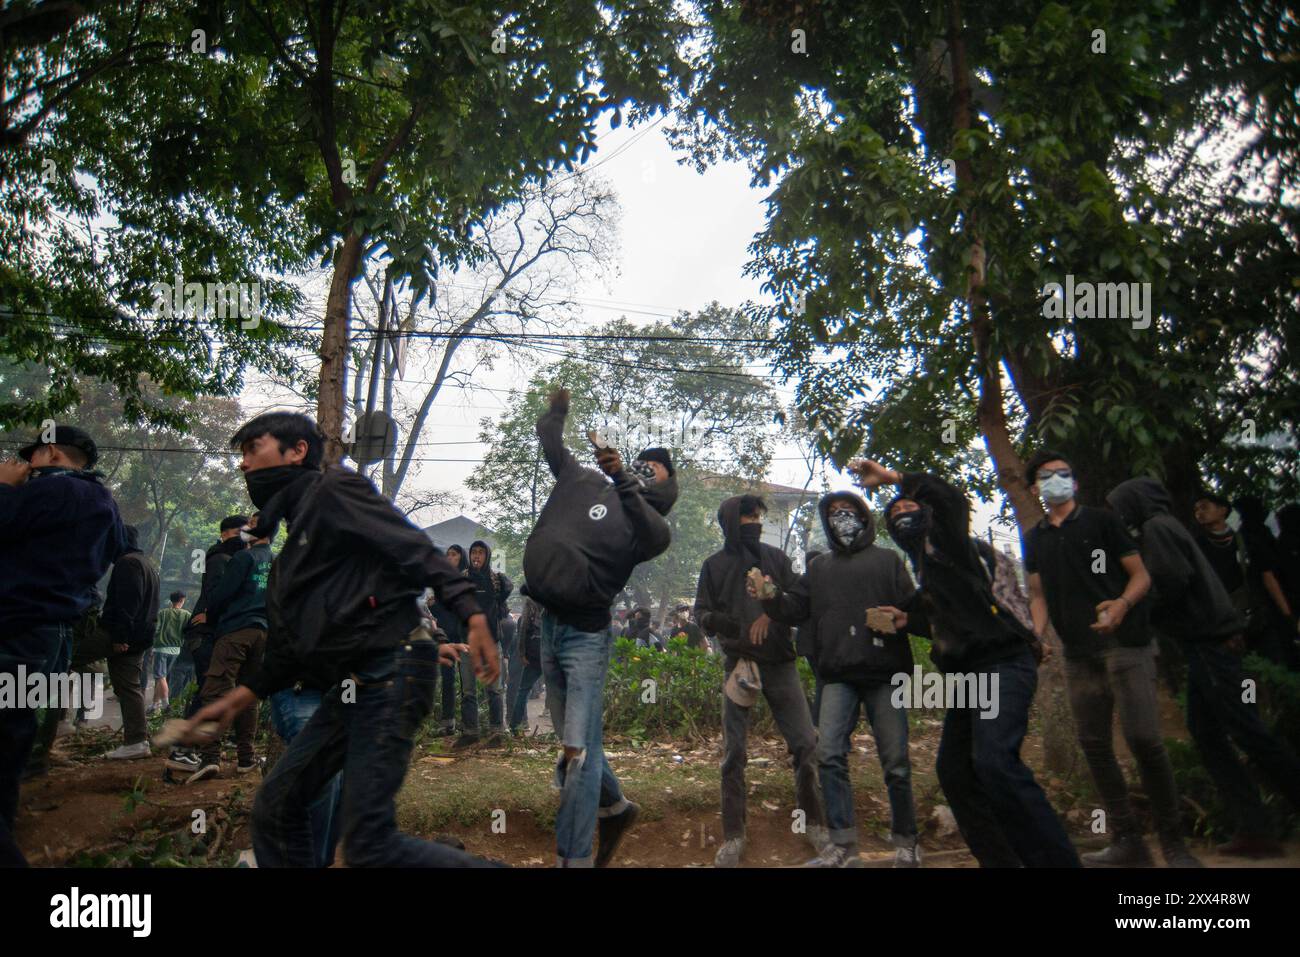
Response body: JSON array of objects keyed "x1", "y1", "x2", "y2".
[
  {"x1": 885, "y1": 500, "x2": 933, "y2": 555},
  {"x1": 244, "y1": 465, "x2": 309, "y2": 510}
]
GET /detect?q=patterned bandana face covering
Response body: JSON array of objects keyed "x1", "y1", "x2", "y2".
[
  {"x1": 629, "y1": 459, "x2": 659, "y2": 487},
  {"x1": 828, "y1": 509, "x2": 863, "y2": 544}
]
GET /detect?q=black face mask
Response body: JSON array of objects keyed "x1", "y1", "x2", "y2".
[
  {"x1": 888, "y1": 508, "x2": 931, "y2": 549},
  {"x1": 244, "y1": 465, "x2": 307, "y2": 510},
  {"x1": 739, "y1": 523, "x2": 763, "y2": 543}
]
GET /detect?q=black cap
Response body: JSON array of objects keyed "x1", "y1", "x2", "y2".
[
  {"x1": 636, "y1": 447, "x2": 675, "y2": 477},
  {"x1": 19, "y1": 424, "x2": 98, "y2": 468}
]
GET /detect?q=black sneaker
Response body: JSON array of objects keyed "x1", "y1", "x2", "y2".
[
  {"x1": 186, "y1": 762, "x2": 220, "y2": 784},
  {"x1": 236, "y1": 757, "x2": 262, "y2": 775},
  {"x1": 595, "y1": 802, "x2": 640, "y2": 867},
  {"x1": 167, "y1": 750, "x2": 203, "y2": 773}
]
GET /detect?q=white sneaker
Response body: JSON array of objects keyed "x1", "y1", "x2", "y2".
[
  {"x1": 714, "y1": 837, "x2": 745, "y2": 868},
  {"x1": 894, "y1": 840, "x2": 922, "y2": 868},
  {"x1": 803, "y1": 843, "x2": 863, "y2": 868},
  {"x1": 806, "y1": 824, "x2": 831, "y2": 853},
  {"x1": 105, "y1": 741, "x2": 151, "y2": 760}
]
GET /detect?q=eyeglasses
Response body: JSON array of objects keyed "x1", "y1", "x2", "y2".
[{"x1": 1036, "y1": 468, "x2": 1073, "y2": 481}]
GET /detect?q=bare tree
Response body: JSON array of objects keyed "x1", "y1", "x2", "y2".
[{"x1": 348, "y1": 172, "x2": 620, "y2": 500}]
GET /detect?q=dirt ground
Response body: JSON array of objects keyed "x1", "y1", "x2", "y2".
[{"x1": 16, "y1": 713, "x2": 1300, "y2": 868}]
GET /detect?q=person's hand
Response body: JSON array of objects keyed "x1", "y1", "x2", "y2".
[
  {"x1": 0, "y1": 459, "x2": 31, "y2": 486},
  {"x1": 595, "y1": 448, "x2": 622, "y2": 476},
  {"x1": 112, "y1": 643, "x2": 129, "y2": 654},
  {"x1": 749, "y1": 613, "x2": 770, "y2": 646},
  {"x1": 548, "y1": 387, "x2": 570, "y2": 413},
  {"x1": 438, "y1": 642, "x2": 470, "y2": 667},
  {"x1": 465, "y1": 613, "x2": 500, "y2": 684},
  {"x1": 873, "y1": 605, "x2": 909, "y2": 630},
  {"x1": 191, "y1": 612, "x2": 207, "y2": 626},
  {"x1": 745, "y1": 572, "x2": 775, "y2": 600},
  {"x1": 1090, "y1": 598, "x2": 1129, "y2": 634},
  {"x1": 847, "y1": 458, "x2": 899, "y2": 490},
  {"x1": 182, "y1": 686, "x2": 257, "y2": 744}
]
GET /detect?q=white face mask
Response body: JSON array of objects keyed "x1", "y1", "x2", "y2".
[
  {"x1": 239, "y1": 528, "x2": 256, "y2": 543},
  {"x1": 1037, "y1": 474, "x2": 1075, "y2": 505}
]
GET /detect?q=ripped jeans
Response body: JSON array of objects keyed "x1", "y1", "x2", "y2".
[{"x1": 540, "y1": 612, "x2": 628, "y2": 866}]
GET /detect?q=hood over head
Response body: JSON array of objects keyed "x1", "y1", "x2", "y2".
[
  {"x1": 641, "y1": 473, "x2": 679, "y2": 516},
  {"x1": 1233, "y1": 494, "x2": 1269, "y2": 527},
  {"x1": 1105, "y1": 476, "x2": 1173, "y2": 530},
  {"x1": 468, "y1": 539, "x2": 494, "y2": 573},
  {"x1": 818, "y1": 491, "x2": 875, "y2": 553},
  {"x1": 122, "y1": 523, "x2": 141, "y2": 554},
  {"x1": 444, "y1": 544, "x2": 469, "y2": 573}
]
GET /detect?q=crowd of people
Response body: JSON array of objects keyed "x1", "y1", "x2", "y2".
[{"x1": 2, "y1": 399, "x2": 1298, "y2": 870}]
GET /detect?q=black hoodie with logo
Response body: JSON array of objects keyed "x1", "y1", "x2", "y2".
[
  {"x1": 1106, "y1": 477, "x2": 1244, "y2": 642},
  {"x1": 467, "y1": 539, "x2": 513, "y2": 639},
  {"x1": 694, "y1": 496, "x2": 800, "y2": 664},
  {"x1": 761, "y1": 492, "x2": 917, "y2": 681},
  {"x1": 522, "y1": 401, "x2": 677, "y2": 633}
]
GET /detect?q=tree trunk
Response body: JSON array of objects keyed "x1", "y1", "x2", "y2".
[
  {"x1": 947, "y1": 0, "x2": 1077, "y2": 775},
  {"x1": 318, "y1": 231, "x2": 365, "y2": 465}
]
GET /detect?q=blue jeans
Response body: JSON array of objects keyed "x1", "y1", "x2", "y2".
[
  {"x1": 1, "y1": 624, "x2": 66, "y2": 866},
  {"x1": 935, "y1": 649, "x2": 1080, "y2": 867},
  {"x1": 510, "y1": 661, "x2": 544, "y2": 732},
  {"x1": 540, "y1": 612, "x2": 628, "y2": 866},
  {"x1": 252, "y1": 634, "x2": 500, "y2": 867},
  {"x1": 818, "y1": 679, "x2": 916, "y2": 846},
  {"x1": 270, "y1": 687, "x2": 344, "y2": 868},
  {"x1": 168, "y1": 646, "x2": 197, "y2": 700}
]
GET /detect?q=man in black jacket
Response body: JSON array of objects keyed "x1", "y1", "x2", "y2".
[
  {"x1": 431, "y1": 544, "x2": 475, "y2": 738},
  {"x1": 73, "y1": 524, "x2": 159, "y2": 761},
  {"x1": 1, "y1": 425, "x2": 126, "y2": 865},
  {"x1": 182, "y1": 411, "x2": 499, "y2": 867},
  {"x1": 1109, "y1": 477, "x2": 1300, "y2": 859},
  {"x1": 697, "y1": 494, "x2": 825, "y2": 867},
  {"x1": 853, "y1": 458, "x2": 1080, "y2": 868},
  {"x1": 464, "y1": 539, "x2": 512, "y2": 746},
  {"x1": 757, "y1": 491, "x2": 921, "y2": 868},
  {"x1": 521, "y1": 388, "x2": 677, "y2": 867}
]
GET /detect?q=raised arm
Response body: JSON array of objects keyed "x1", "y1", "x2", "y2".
[{"x1": 536, "y1": 388, "x2": 579, "y2": 481}]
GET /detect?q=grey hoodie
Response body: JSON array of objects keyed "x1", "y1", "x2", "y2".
[
  {"x1": 1106, "y1": 477, "x2": 1245, "y2": 642},
  {"x1": 763, "y1": 491, "x2": 917, "y2": 683}
]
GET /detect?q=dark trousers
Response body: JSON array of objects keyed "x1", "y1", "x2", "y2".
[
  {"x1": 936, "y1": 650, "x2": 1081, "y2": 867},
  {"x1": 183, "y1": 631, "x2": 217, "y2": 721},
  {"x1": 0, "y1": 626, "x2": 64, "y2": 867},
  {"x1": 71, "y1": 627, "x2": 146, "y2": 745},
  {"x1": 1183, "y1": 638, "x2": 1300, "y2": 836},
  {"x1": 721, "y1": 657, "x2": 824, "y2": 841},
  {"x1": 197, "y1": 627, "x2": 266, "y2": 765},
  {"x1": 1064, "y1": 644, "x2": 1183, "y2": 843},
  {"x1": 252, "y1": 635, "x2": 499, "y2": 867}
]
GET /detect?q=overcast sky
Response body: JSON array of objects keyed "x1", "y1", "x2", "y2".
[{"x1": 242, "y1": 119, "x2": 1016, "y2": 549}]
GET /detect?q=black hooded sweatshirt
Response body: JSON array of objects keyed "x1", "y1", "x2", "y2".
[
  {"x1": 467, "y1": 539, "x2": 513, "y2": 639},
  {"x1": 242, "y1": 465, "x2": 481, "y2": 699},
  {"x1": 695, "y1": 496, "x2": 798, "y2": 664},
  {"x1": 760, "y1": 492, "x2": 916, "y2": 681},
  {"x1": 522, "y1": 402, "x2": 677, "y2": 632},
  {"x1": 190, "y1": 536, "x2": 247, "y2": 634},
  {"x1": 890, "y1": 472, "x2": 1034, "y2": 672},
  {"x1": 1106, "y1": 478, "x2": 1245, "y2": 642},
  {"x1": 428, "y1": 545, "x2": 468, "y2": 643},
  {"x1": 100, "y1": 526, "x2": 160, "y2": 653}
]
